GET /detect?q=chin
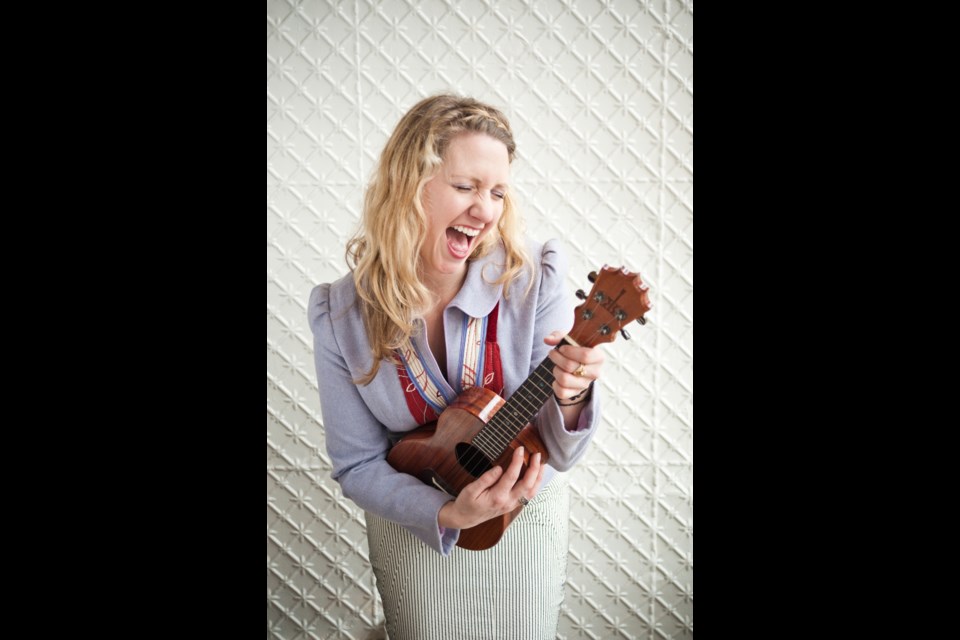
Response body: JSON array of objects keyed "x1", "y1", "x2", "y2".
[{"x1": 423, "y1": 254, "x2": 465, "y2": 278}]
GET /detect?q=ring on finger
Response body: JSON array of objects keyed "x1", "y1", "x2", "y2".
[
  {"x1": 518, "y1": 496, "x2": 530, "y2": 507},
  {"x1": 574, "y1": 363, "x2": 586, "y2": 377}
]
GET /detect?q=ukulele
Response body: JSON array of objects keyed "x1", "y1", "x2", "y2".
[{"x1": 387, "y1": 266, "x2": 652, "y2": 550}]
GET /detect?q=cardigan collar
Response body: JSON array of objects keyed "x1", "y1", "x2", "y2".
[{"x1": 445, "y1": 240, "x2": 506, "y2": 319}]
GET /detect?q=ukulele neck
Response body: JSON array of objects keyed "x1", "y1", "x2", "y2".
[{"x1": 469, "y1": 338, "x2": 574, "y2": 461}]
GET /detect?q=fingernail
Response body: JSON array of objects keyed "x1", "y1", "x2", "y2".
[
  {"x1": 535, "y1": 453, "x2": 541, "y2": 462},
  {"x1": 517, "y1": 446, "x2": 524, "y2": 455}
]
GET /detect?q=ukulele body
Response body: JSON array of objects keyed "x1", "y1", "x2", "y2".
[{"x1": 386, "y1": 385, "x2": 549, "y2": 551}]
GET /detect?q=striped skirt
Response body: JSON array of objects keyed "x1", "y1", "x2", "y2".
[{"x1": 365, "y1": 474, "x2": 571, "y2": 640}]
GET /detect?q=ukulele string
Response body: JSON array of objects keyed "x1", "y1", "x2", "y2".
[
  {"x1": 461, "y1": 359, "x2": 560, "y2": 466},
  {"x1": 461, "y1": 295, "x2": 616, "y2": 469},
  {"x1": 457, "y1": 293, "x2": 618, "y2": 475}
]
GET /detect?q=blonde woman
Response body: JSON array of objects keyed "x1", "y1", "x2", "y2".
[{"x1": 308, "y1": 94, "x2": 605, "y2": 639}]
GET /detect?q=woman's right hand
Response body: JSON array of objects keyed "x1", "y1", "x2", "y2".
[{"x1": 437, "y1": 446, "x2": 545, "y2": 530}]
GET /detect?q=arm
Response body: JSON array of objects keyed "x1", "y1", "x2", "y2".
[
  {"x1": 308, "y1": 284, "x2": 459, "y2": 555},
  {"x1": 529, "y1": 240, "x2": 604, "y2": 471},
  {"x1": 311, "y1": 283, "x2": 547, "y2": 548}
]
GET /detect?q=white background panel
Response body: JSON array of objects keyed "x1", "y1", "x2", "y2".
[{"x1": 268, "y1": 1, "x2": 692, "y2": 637}]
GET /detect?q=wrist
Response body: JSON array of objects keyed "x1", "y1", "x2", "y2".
[
  {"x1": 555, "y1": 382, "x2": 593, "y2": 406},
  {"x1": 438, "y1": 500, "x2": 460, "y2": 529}
]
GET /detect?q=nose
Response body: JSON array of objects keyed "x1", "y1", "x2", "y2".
[{"x1": 469, "y1": 192, "x2": 497, "y2": 223}]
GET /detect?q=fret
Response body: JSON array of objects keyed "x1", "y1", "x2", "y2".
[
  {"x1": 474, "y1": 354, "x2": 559, "y2": 455},
  {"x1": 471, "y1": 336, "x2": 591, "y2": 456}
]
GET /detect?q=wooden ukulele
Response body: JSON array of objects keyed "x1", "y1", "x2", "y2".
[{"x1": 387, "y1": 266, "x2": 652, "y2": 550}]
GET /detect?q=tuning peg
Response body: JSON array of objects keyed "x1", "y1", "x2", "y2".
[
  {"x1": 575, "y1": 289, "x2": 587, "y2": 300},
  {"x1": 587, "y1": 271, "x2": 598, "y2": 283},
  {"x1": 636, "y1": 317, "x2": 646, "y2": 325},
  {"x1": 620, "y1": 328, "x2": 631, "y2": 340}
]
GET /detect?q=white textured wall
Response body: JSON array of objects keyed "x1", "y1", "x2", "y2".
[{"x1": 267, "y1": 1, "x2": 692, "y2": 638}]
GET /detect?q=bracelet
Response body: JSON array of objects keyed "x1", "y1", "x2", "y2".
[{"x1": 556, "y1": 383, "x2": 592, "y2": 407}]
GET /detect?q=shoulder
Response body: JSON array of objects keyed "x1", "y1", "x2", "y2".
[
  {"x1": 307, "y1": 271, "x2": 358, "y2": 337},
  {"x1": 514, "y1": 237, "x2": 568, "y2": 294},
  {"x1": 529, "y1": 237, "x2": 568, "y2": 279}
]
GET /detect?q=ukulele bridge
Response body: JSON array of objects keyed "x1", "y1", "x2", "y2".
[{"x1": 421, "y1": 470, "x2": 456, "y2": 497}]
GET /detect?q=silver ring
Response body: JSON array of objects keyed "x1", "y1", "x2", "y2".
[{"x1": 518, "y1": 496, "x2": 529, "y2": 507}]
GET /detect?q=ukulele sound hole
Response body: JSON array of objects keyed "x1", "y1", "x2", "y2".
[{"x1": 455, "y1": 443, "x2": 493, "y2": 477}]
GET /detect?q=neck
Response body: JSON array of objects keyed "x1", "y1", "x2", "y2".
[{"x1": 421, "y1": 267, "x2": 467, "y2": 310}]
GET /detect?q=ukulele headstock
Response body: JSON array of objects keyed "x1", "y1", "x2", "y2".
[{"x1": 569, "y1": 266, "x2": 652, "y2": 347}]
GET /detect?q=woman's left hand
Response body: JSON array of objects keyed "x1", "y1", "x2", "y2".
[{"x1": 543, "y1": 330, "x2": 605, "y2": 403}]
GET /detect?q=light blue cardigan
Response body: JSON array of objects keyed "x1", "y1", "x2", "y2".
[{"x1": 308, "y1": 238, "x2": 601, "y2": 556}]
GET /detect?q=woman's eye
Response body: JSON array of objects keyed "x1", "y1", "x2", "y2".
[
  {"x1": 492, "y1": 191, "x2": 505, "y2": 200},
  {"x1": 455, "y1": 185, "x2": 472, "y2": 192}
]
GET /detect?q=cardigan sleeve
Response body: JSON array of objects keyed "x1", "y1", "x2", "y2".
[
  {"x1": 529, "y1": 239, "x2": 602, "y2": 471},
  {"x1": 308, "y1": 284, "x2": 460, "y2": 556}
]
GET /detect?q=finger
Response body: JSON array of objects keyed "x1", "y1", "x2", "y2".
[
  {"x1": 514, "y1": 453, "x2": 545, "y2": 506},
  {"x1": 499, "y1": 445, "x2": 526, "y2": 487},
  {"x1": 459, "y1": 463, "x2": 504, "y2": 500},
  {"x1": 522, "y1": 452, "x2": 542, "y2": 492},
  {"x1": 550, "y1": 367, "x2": 592, "y2": 394},
  {"x1": 549, "y1": 349, "x2": 605, "y2": 388},
  {"x1": 581, "y1": 346, "x2": 605, "y2": 368},
  {"x1": 547, "y1": 348, "x2": 582, "y2": 377},
  {"x1": 531, "y1": 455, "x2": 546, "y2": 492},
  {"x1": 474, "y1": 462, "x2": 504, "y2": 490},
  {"x1": 557, "y1": 344, "x2": 605, "y2": 368},
  {"x1": 542, "y1": 330, "x2": 566, "y2": 346}
]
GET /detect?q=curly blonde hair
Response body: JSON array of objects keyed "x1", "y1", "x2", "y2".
[{"x1": 346, "y1": 94, "x2": 531, "y2": 385}]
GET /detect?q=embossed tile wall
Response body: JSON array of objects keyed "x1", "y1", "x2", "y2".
[{"x1": 267, "y1": 0, "x2": 692, "y2": 637}]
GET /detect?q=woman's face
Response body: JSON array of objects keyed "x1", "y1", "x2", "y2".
[{"x1": 419, "y1": 133, "x2": 510, "y2": 280}]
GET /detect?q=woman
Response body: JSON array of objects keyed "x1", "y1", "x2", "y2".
[{"x1": 309, "y1": 94, "x2": 605, "y2": 639}]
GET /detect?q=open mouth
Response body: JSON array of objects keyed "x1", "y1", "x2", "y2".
[{"x1": 445, "y1": 225, "x2": 481, "y2": 258}]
